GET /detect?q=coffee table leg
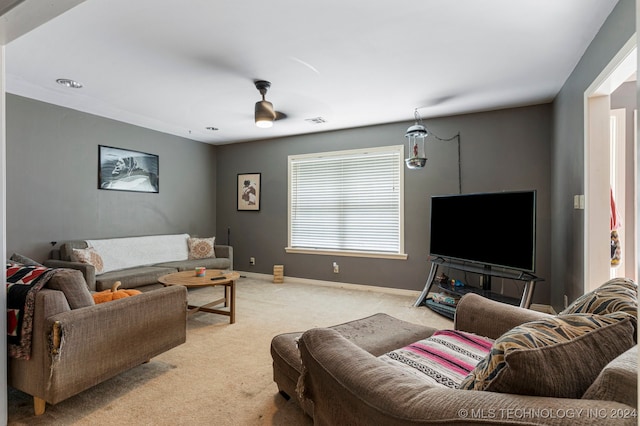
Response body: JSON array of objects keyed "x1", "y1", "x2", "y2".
[
  {"x1": 180, "y1": 281, "x2": 235, "y2": 324},
  {"x1": 229, "y1": 281, "x2": 235, "y2": 324}
]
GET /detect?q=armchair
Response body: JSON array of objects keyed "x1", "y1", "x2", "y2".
[{"x1": 8, "y1": 268, "x2": 187, "y2": 415}]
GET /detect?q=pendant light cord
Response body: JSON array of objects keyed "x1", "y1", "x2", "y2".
[
  {"x1": 411, "y1": 109, "x2": 462, "y2": 194},
  {"x1": 431, "y1": 132, "x2": 462, "y2": 194}
]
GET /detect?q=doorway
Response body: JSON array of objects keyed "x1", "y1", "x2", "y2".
[{"x1": 584, "y1": 36, "x2": 638, "y2": 291}]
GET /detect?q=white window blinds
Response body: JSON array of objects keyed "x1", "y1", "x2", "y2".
[{"x1": 288, "y1": 145, "x2": 404, "y2": 257}]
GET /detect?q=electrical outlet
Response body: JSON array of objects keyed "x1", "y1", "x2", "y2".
[
  {"x1": 249, "y1": 257, "x2": 255, "y2": 265},
  {"x1": 333, "y1": 262, "x2": 339, "y2": 273}
]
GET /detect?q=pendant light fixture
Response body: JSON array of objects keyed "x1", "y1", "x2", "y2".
[
  {"x1": 254, "y1": 80, "x2": 276, "y2": 128},
  {"x1": 403, "y1": 108, "x2": 463, "y2": 193},
  {"x1": 405, "y1": 108, "x2": 428, "y2": 169}
]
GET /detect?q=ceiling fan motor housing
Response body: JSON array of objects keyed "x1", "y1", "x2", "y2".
[
  {"x1": 254, "y1": 80, "x2": 276, "y2": 126},
  {"x1": 255, "y1": 99, "x2": 276, "y2": 120}
]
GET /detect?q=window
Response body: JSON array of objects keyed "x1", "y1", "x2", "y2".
[{"x1": 286, "y1": 145, "x2": 406, "y2": 259}]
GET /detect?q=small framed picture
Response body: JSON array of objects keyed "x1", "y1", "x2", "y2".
[{"x1": 237, "y1": 173, "x2": 261, "y2": 211}]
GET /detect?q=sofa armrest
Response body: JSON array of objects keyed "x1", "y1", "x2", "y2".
[
  {"x1": 41, "y1": 285, "x2": 187, "y2": 404},
  {"x1": 8, "y1": 289, "x2": 72, "y2": 401},
  {"x1": 454, "y1": 293, "x2": 551, "y2": 339},
  {"x1": 298, "y1": 327, "x2": 636, "y2": 426},
  {"x1": 37, "y1": 288, "x2": 73, "y2": 317},
  {"x1": 214, "y1": 245, "x2": 233, "y2": 269},
  {"x1": 43, "y1": 259, "x2": 96, "y2": 291},
  {"x1": 583, "y1": 345, "x2": 638, "y2": 408}
]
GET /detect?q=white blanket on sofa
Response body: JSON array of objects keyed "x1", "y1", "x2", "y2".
[{"x1": 86, "y1": 234, "x2": 190, "y2": 274}]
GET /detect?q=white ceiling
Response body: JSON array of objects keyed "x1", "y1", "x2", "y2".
[{"x1": 5, "y1": 0, "x2": 619, "y2": 145}]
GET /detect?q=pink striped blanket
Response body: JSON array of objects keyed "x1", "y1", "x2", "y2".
[{"x1": 378, "y1": 329, "x2": 494, "y2": 388}]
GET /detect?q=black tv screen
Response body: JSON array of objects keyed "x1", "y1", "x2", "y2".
[{"x1": 429, "y1": 190, "x2": 537, "y2": 272}]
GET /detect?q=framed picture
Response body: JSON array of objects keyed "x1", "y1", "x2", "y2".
[
  {"x1": 237, "y1": 173, "x2": 261, "y2": 211},
  {"x1": 98, "y1": 145, "x2": 159, "y2": 193}
]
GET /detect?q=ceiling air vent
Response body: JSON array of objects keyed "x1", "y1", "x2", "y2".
[{"x1": 305, "y1": 117, "x2": 326, "y2": 124}]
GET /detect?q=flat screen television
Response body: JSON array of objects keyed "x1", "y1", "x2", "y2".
[{"x1": 429, "y1": 190, "x2": 537, "y2": 273}]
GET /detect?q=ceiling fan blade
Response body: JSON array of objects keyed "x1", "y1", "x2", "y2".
[{"x1": 275, "y1": 111, "x2": 287, "y2": 121}]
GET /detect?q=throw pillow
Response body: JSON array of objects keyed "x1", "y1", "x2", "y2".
[
  {"x1": 70, "y1": 247, "x2": 104, "y2": 274},
  {"x1": 560, "y1": 277, "x2": 637, "y2": 320},
  {"x1": 459, "y1": 313, "x2": 636, "y2": 398},
  {"x1": 378, "y1": 330, "x2": 494, "y2": 389},
  {"x1": 188, "y1": 237, "x2": 216, "y2": 260},
  {"x1": 9, "y1": 253, "x2": 43, "y2": 267},
  {"x1": 46, "y1": 268, "x2": 95, "y2": 309}
]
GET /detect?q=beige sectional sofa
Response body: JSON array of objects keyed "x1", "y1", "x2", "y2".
[{"x1": 44, "y1": 234, "x2": 232, "y2": 291}]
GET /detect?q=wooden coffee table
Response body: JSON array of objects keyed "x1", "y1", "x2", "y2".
[{"x1": 158, "y1": 269, "x2": 240, "y2": 324}]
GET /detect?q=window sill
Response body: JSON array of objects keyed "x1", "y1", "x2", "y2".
[{"x1": 284, "y1": 247, "x2": 408, "y2": 260}]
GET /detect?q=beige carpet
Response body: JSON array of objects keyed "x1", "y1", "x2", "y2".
[{"x1": 7, "y1": 276, "x2": 453, "y2": 425}]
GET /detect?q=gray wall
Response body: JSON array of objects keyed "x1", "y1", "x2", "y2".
[
  {"x1": 551, "y1": 0, "x2": 635, "y2": 310},
  {"x1": 216, "y1": 104, "x2": 552, "y2": 303},
  {"x1": 6, "y1": 94, "x2": 218, "y2": 262}
]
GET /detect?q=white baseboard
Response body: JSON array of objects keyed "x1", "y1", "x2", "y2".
[
  {"x1": 237, "y1": 271, "x2": 421, "y2": 298},
  {"x1": 238, "y1": 271, "x2": 557, "y2": 312}
]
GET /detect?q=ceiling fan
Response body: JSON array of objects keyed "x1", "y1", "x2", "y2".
[{"x1": 254, "y1": 80, "x2": 286, "y2": 128}]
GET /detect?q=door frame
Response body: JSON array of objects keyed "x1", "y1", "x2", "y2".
[{"x1": 583, "y1": 35, "x2": 637, "y2": 291}]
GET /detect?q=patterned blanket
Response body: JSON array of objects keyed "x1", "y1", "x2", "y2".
[
  {"x1": 379, "y1": 329, "x2": 494, "y2": 389},
  {"x1": 6, "y1": 263, "x2": 56, "y2": 360}
]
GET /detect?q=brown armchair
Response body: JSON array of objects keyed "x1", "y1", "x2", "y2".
[{"x1": 8, "y1": 268, "x2": 187, "y2": 415}]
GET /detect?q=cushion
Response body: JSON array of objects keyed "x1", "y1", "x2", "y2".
[
  {"x1": 94, "y1": 266, "x2": 177, "y2": 291},
  {"x1": 459, "y1": 313, "x2": 636, "y2": 398},
  {"x1": 560, "y1": 277, "x2": 637, "y2": 320},
  {"x1": 70, "y1": 247, "x2": 104, "y2": 273},
  {"x1": 46, "y1": 268, "x2": 95, "y2": 309},
  {"x1": 188, "y1": 237, "x2": 216, "y2": 259},
  {"x1": 9, "y1": 253, "x2": 43, "y2": 267},
  {"x1": 379, "y1": 330, "x2": 493, "y2": 389},
  {"x1": 583, "y1": 345, "x2": 638, "y2": 407}
]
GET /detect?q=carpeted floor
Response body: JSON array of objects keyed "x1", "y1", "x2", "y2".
[{"x1": 7, "y1": 276, "x2": 453, "y2": 425}]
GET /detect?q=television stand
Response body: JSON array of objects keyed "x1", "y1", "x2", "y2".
[{"x1": 414, "y1": 257, "x2": 542, "y2": 319}]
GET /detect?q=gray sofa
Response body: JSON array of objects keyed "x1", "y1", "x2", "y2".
[
  {"x1": 274, "y1": 278, "x2": 638, "y2": 425},
  {"x1": 44, "y1": 234, "x2": 233, "y2": 291}
]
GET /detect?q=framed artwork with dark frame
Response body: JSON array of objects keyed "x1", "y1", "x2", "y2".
[
  {"x1": 237, "y1": 173, "x2": 261, "y2": 211},
  {"x1": 98, "y1": 145, "x2": 159, "y2": 193}
]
